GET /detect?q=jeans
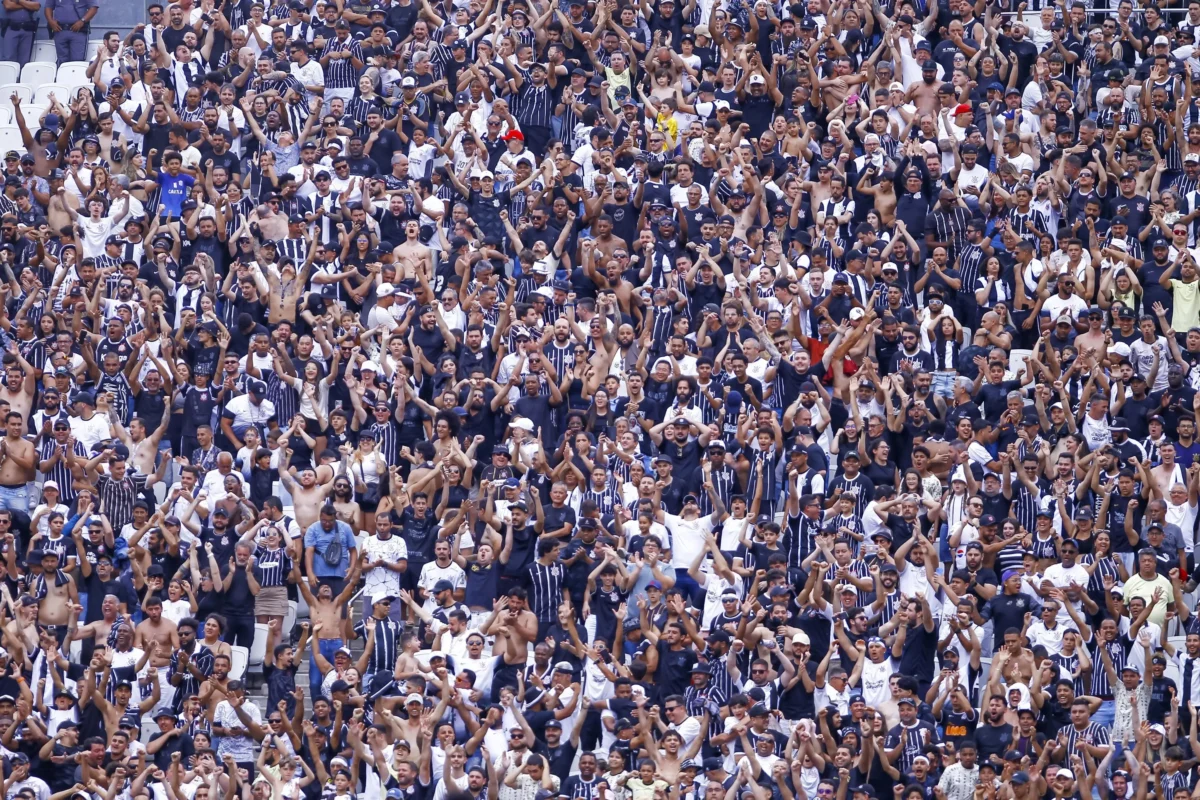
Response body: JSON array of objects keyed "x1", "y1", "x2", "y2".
[
  {"x1": 0, "y1": 484, "x2": 28, "y2": 513},
  {"x1": 311, "y1": 637, "x2": 343, "y2": 699},
  {"x1": 1092, "y1": 700, "x2": 1116, "y2": 730},
  {"x1": 673, "y1": 568, "x2": 703, "y2": 607}
]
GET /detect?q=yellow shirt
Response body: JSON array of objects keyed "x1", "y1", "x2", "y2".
[
  {"x1": 1123, "y1": 573, "x2": 1173, "y2": 626},
  {"x1": 1170, "y1": 279, "x2": 1200, "y2": 331}
]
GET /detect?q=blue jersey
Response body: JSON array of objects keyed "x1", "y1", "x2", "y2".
[{"x1": 158, "y1": 172, "x2": 195, "y2": 217}]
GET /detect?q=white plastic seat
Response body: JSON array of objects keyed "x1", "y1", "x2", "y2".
[
  {"x1": 0, "y1": 63, "x2": 18, "y2": 87},
  {"x1": 0, "y1": 126, "x2": 23, "y2": 154},
  {"x1": 249, "y1": 623, "x2": 269, "y2": 672},
  {"x1": 33, "y1": 84, "x2": 67, "y2": 106},
  {"x1": 1169, "y1": 635, "x2": 1188, "y2": 655},
  {"x1": 1165, "y1": 659, "x2": 1183, "y2": 691},
  {"x1": 86, "y1": 39, "x2": 104, "y2": 57},
  {"x1": 19, "y1": 62, "x2": 55, "y2": 88},
  {"x1": 230, "y1": 645, "x2": 248, "y2": 681},
  {"x1": 0, "y1": 107, "x2": 13, "y2": 125},
  {"x1": 0, "y1": 85, "x2": 31, "y2": 107},
  {"x1": 55, "y1": 61, "x2": 89, "y2": 86},
  {"x1": 18, "y1": 104, "x2": 45, "y2": 128},
  {"x1": 31, "y1": 41, "x2": 57, "y2": 65},
  {"x1": 284, "y1": 601, "x2": 297, "y2": 635}
]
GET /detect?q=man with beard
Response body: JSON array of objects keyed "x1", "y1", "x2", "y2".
[
  {"x1": 974, "y1": 569, "x2": 1039, "y2": 651},
  {"x1": 973, "y1": 694, "x2": 1015, "y2": 764}
]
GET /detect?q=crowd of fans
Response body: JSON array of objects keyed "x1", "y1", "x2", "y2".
[{"x1": 1, "y1": 1, "x2": 1200, "y2": 800}]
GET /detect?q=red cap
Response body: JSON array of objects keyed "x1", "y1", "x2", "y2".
[
  {"x1": 502, "y1": 130, "x2": 525, "y2": 141},
  {"x1": 954, "y1": 103, "x2": 973, "y2": 115}
]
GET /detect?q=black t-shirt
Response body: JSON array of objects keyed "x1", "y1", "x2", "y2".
[
  {"x1": 150, "y1": 730, "x2": 194, "y2": 770},
  {"x1": 654, "y1": 641, "x2": 697, "y2": 697}
]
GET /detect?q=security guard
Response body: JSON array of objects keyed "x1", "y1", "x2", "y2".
[
  {"x1": 1, "y1": 0, "x2": 40, "y2": 65},
  {"x1": 43, "y1": 0, "x2": 95, "y2": 64}
]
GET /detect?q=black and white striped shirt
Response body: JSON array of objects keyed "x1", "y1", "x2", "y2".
[
  {"x1": 1061, "y1": 721, "x2": 1110, "y2": 765},
  {"x1": 581, "y1": 478, "x2": 620, "y2": 517},
  {"x1": 515, "y1": 80, "x2": 554, "y2": 129},
  {"x1": 322, "y1": 36, "x2": 364, "y2": 89},
  {"x1": 276, "y1": 236, "x2": 310, "y2": 263},
  {"x1": 39, "y1": 438, "x2": 87, "y2": 503},
  {"x1": 95, "y1": 471, "x2": 149, "y2": 534},
  {"x1": 526, "y1": 560, "x2": 566, "y2": 623},
  {"x1": 957, "y1": 242, "x2": 985, "y2": 297},
  {"x1": 353, "y1": 615, "x2": 402, "y2": 676},
  {"x1": 369, "y1": 419, "x2": 401, "y2": 467},
  {"x1": 1088, "y1": 635, "x2": 1128, "y2": 698},
  {"x1": 252, "y1": 545, "x2": 291, "y2": 587}
]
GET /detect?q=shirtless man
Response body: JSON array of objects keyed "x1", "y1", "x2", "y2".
[
  {"x1": 70, "y1": 593, "x2": 123, "y2": 656},
  {"x1": 797, "y1": 149, "x2": 834, "y2": 210},
  {"x1": 294, "y1": 559, "x2": 361, "y2": 695},
  {"x1": 135, "y1": 595, "x2": 179, "y2": 712},
  {"x1": 392, "y1": 220, "x2": 434, "y2": 282},
  {"x1": 4, "y1": 595, "x2": 39, "y2": 664},
  {"x1": 113, "y1": 412, "x2": 171, "y2": 479},
  {"x1": 572, "y1": 211, "x2": 616, "y2": 264},
  {"x1": 1150, "y1": 442, "x2": 1184, "y2": 498},
  {"x1": 0, "y1": 412, "x2": 36, "y2": 513},
  {"x1": 483, "y1": 588, "x2": 537, "y2": 702},
  {"x1": 33, "y1": 550, "x2": 77, "y2": 642},
  {"x1": 279, "y1": 463, "x2": 337, "y2": 534},
  {"x1": 905, "y1": 63, "x2": 940, "y2": 114},
  {"x1": 0, "y1": 345, "x2": 37, "y2": 421},
  {"x1": 198, "y1": 652, "x2": 234, "y2": 721}
]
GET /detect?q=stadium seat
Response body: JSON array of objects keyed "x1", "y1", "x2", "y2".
[
  {"x1": 19, "y1": 62, "x2": 55, "y2": 88},
  {"x1": 18, "y1": 104, "x2": 44, "y2": 128},
  {"x1": 33, "y1": 84, "x2": 68, "y2": 106},
  {"x1": 0, "y1": 62, "x2": 18, "y2": 87},
  {"x1": 31, "y1": 41, "x2": 56, "y2": 65},
  {"x1": 230, "y1": 645, "x2": 248, "y2": 681},
  {"x1": 284, "y1": 600, "x2": 297, "y2": 634},
  {"x1": 1165, "y1": 659, "x2": 1183, "y2": 692},
  {"x1": 249, "y1": 623, "x2": 268, "y2": 672},
  {"x1": 86, "y1": 39, "x2": 105, "y2": 57},
  {"x1": 0, "y1": 126, "x2": 23, "y2": 153},
  {"x1": 0, "y1": 107, "x2": 13, "y2": 125},
  {"x1": 0, "y1": 85, "x2": 31, "y2": 106},
  {"x1": 1169, "y1": 635, "x2": 1188, "y2": 654},
  {"x1": 56, "y1": 61, "x2": 89, "y2": 86}
]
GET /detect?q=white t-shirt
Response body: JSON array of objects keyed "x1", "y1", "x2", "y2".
[
  {"x1": 663, "y1": 513, "x2": 714, "y2": 569},
  {"x1": 698, "y1": 569, "x2": 741, "y2": 629},
  {"x1": 417, "y1": 561, "x2": 466, "y2": 611},
  {"x1": 361, "y1": 534, "x2": 408, "y2": 599},
  {"x1": 860, "y1": 657, "x2": 898, "y2": 708}
]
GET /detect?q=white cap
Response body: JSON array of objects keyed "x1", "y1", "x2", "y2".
[
  {"x1": 401, "y1": 76, "x2": 417, "y2": 88},
  {"x1": 849, "y1": 307, "x2": 865, "y2": 321},
  {"x1": 405, "y1": 693, "x2": 424, "y2": 705},
  {"x1": 377, "y1": 282, "x2": 396, "y2": 297},
  {"x1": 792, "y1": 631, "x2": 811, "y2": 645},
  {"x1": 1057, "y1": 769, "x2": 1076, "y2": 781},
  {"x1": 361, "y1": 361, "x2": 381, "y2": 373},
  {"x1": 1109, "y1": 238, "x2": 1127, "y2": 250},
  {"x1": 889, "y1": 81, "x2": 905, "y2": 92},
  {"x1": 1108, "y1": 342, "x2": 1132, "y2": 358},
  {"x1": 882, "y1": 261, "x2": 899, "y2": 272},
  {"x1": 951, "y1": 467, "x2": 967, "y2": 483},
  {"x1": 715, "y1": 99, "x2": 731, "y2": 110},
  {"x1": 42, "y1": 480, "x2": 59, "y2": 491},
  {"x1": 748, "y1": 74, "x2": 765, "y2": 85},
  {"x1": 512, "y1": 418, "x2": 535, "y2": 431},
  {"x1": 534, "y1": 285, "x2": 555, "y2": 299},
  {"x1": 1155, "y1": 35, "x2": 1170, "y2": 45}
]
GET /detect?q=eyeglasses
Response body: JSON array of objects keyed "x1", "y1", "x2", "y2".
[{"x1": 509, "y1": 732, "x2": 523, "y2": 739}]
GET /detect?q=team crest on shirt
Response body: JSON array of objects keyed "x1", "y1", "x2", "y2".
[{"x1": 492, "y1": 199, "x2": 500, "y2": 207}]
